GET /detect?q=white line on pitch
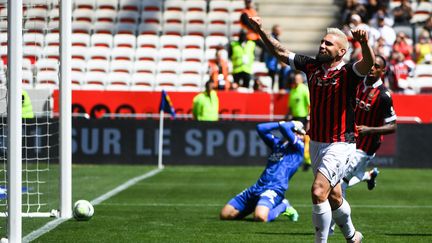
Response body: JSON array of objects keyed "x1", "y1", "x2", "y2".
[
  {"x1": 23, "y1": 168, "x2": 163, "y2": 243},
  {"x1": 100, "y1": 202, "x2": 432, "y2": 209}
]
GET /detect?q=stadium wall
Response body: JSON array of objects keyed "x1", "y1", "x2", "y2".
[{"x1": 70, "y1": 119, "x2": 432, "y2": 168}]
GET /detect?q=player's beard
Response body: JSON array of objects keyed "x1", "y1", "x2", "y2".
[{"x1": 315, "y1": 52, "x2": 335, "y2": 64}]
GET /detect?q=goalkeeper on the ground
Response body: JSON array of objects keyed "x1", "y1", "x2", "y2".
[{"x1": 220, "y1": 120, "x2": 305, "y2": 222}]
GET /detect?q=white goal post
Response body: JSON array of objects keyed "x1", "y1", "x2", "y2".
[{"x1": 2, "y1": 0, "x2": 72, "y2": 241}]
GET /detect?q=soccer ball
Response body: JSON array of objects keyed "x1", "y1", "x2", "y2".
[{"x1": 73, "y1": 200, "x2": 94, "y2": 221}]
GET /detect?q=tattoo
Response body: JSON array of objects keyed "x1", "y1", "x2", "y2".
[{"x1": 258, "y1": 28, "x2": 289, "y2": 62}]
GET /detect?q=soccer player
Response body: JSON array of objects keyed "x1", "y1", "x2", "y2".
[
  {"x1": 220, "y1": 120, "x2": 305, "y2": 222},
  {"x1": 343, "y1": 55, "x2": 397, "y2": 192},
  {"x1": 247, "y1": 16, "x2": 374, "y2": 243}
]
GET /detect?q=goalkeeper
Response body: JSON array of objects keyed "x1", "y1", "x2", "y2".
[{"x1": 220, "y1": 120, "x2": 305, "y2": 222}]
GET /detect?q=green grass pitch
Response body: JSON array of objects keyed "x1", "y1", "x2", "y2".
[{"x1": 10, "y1": 165, "x2": 432, "y2": 242}]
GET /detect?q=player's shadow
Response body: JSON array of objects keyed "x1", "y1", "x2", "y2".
[
  {"x1": 385, "y1": 233, "x2": 432, "y2": 237},
  {"x1": 255, "y1": 232, "x2": 314, "y2": 236}
]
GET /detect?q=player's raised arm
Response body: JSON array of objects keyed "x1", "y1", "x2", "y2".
[
  {"x1": 256, "y1": 122, "x2": 281, "y2": 148},
  {"x1": 246, "y1": 16, "x2": 291, "y2": 64},
  {"x1": 351, "y1": 28, "x2": 375, "y2": 76}
]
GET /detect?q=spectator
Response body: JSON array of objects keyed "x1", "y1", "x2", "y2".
[
  {"x1": 340, "y1": 0, "x2": 368, "y2": 24},
  {"x1": 393, "y1": 32, "x2": 415, "y2": 66},
  {"x1": 388, "y1": 51, "x2": 412, "y2": 92},
  {"x1": 192, "y1": 80, "x2": 219, "y2": 121},
  {"x1": 374, "y1": 36, "x2": 392, "y2": 60},
  {"x1": 229, "y1": 30, "x2": 256, "y2": 89},
  {"x1": 22, "y1": 90, "x2": 34, "y2": 119},
  {"x1": 415, "y1": 31, "x2": 432, "y2": 64},
  {"x1": 370, "y1": 7, "x2": 394, "y2": 28},
  {"x1": 252, "y1": 77, "x2": 265, "y2": 92},
  {"x1": 349, "y1": 14, "x2": 380, "y2": 48},
  {"x1": 240, "y1": 0, "x2": 265, "y2": 60},
  {"x1": 208, "y1": 46, "x2": 230, "y2": 91},
  {"x1": 376, "y1": 15, "x2": 396, "y2": 48},
  {"x1": 264, "y1": 25, "x2": 283, "y2": 90},
  {"x1": 392, "y1": 0, "x2": 413, "y2": 26},
  {"x1": 423, "y1": 16, "x2": 432, "y2": 38}
]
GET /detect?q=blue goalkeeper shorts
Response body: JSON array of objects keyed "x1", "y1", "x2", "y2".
[{"x1": 227, "y1": 188, "x2": 284, "y2": 219}]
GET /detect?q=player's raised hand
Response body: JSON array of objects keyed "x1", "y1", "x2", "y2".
[
  {"x1": 356, "y1": 125, "x2": 371, "y2": 135},
  {"x1": 247, "y1": 16, "x2": 262, "y2": 32},
  {"x1": 351, "y1": 28, "x2": 368, "y2": 44}
]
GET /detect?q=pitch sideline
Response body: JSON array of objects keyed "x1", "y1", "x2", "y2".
[{"x1": 23, "y1": 168, "x2": 163, "y2": 243}]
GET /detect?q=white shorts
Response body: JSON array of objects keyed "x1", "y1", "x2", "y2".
[
  {"x1": 344, "y1": 149, "x2": 375, "y2": 181},
  {"x1": 310, "y1": 141, "x2": 356, "y2": 187}
]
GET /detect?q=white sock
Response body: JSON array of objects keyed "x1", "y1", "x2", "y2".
[
  {"x1": 348, "y1": 176, "x2": 362, "y2": 187},
  {"x1": 361, "y1": 171, "x2": 371, "y2": 181},
  {"x1": 332, "y1": 198, "x2": 356, "y2": 240},
  {"x1": 312, "y1": 200, "x2": 332, "y2": 243}
]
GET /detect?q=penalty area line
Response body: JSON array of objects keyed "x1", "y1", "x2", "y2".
[{"x1": 23, "y1": 168, "x2": 163, "y2": 243}]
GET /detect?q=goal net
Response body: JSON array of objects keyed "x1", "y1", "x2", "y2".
[{"x1": 0, "y1": 0, "x2": 71, "y2": 240}]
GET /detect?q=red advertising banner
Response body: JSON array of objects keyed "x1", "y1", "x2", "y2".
[{"x1": 53, "y1": 90, "x2": 432, "y2": 122}]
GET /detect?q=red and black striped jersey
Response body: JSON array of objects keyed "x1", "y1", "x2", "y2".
[
  {"x1": 355, "y1": 79, "x2": 397, "y2": 155},
  {"x1": 288, "y1": 53, "x2": 364, "y2": 143}
]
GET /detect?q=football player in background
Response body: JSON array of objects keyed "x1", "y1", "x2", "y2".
[{"x1": 220, "y1": 120, "x2": 305, "y2": 222}]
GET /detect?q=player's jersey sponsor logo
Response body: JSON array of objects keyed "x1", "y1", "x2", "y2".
[
  {"x1": 355, "y1": 98, "x2": 371, "y2": 111},
  {"x1": 268, "y1": 152, "x2": 283, "y2": 162}
]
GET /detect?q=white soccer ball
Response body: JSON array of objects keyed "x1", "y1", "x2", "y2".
[{"x1": 73, "y1": 200, "x2": 94, "y2": 221}]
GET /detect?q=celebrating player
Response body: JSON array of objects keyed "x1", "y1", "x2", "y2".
[
  {"x1": 247, "y1": 15, "x2": 374, "y2": 243},
  {"x1": 220, "y1": 120, "x2": 305, "y2": 222},
  {"x1": 343, "y1": 55, "x2": 397, "y2": 193}
]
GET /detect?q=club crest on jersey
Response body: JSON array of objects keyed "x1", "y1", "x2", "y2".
[
  {"x1": 368, "y1": 91, "x2": 375, "y2": 101},
  {"x1": 268, "y1": 152, "x2": 283, "y2": 162}
]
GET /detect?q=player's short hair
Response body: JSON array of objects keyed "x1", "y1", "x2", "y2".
[
  {"x1": 375, "y1": 55, "x2": 387, "y2": 69},
  {"x1": 326, "y1": 27, "x2": 349, "y2": 50}
]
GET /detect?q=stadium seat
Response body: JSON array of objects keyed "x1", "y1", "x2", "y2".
[
  {"x1": 74, "y1": 0, "x2": 96, "y2": 10},
  {"x1": 47, "y1": 19, "x2": 59, "y2": 31},
  {"x1": 207, "y1": 24, "x2": 229, "y2": 37},
  {"x1": 117, "y1": 10, "x2": 139, "y2": 24},
  {"x1": 207, "y1": 12, "x2": 229, "y2": 26},
  {"x1": 35, "y1": 58, "x2": 59, "y2": 72},
  {"x1": 110, "y1": 60, "x2": 133, "y2": 73},
  {"x1": 72, "y1": 46, "x2": 89, "y2": 61},
  {"x1": 209, "y1": 1, "x2": 231, "y2": 12},
  {"x1": 23, "y1": 45, "x2": 42, "y2": 64},
  {"x1": 157, "y1": 61, "x2": 180, "y2": 74},
  {"x1": 158, "y1": 49, "x2": 181, "y2": 62},
  {"x1": 180, "y1": 61, "x2": 205, "y2": 75},
  {"x1": 154, "y1": 73, "x2": 178, "y2": 91},
  {"x1": 35, "y1": 71, "x2": 59, "y2": 89},
  {"x1": 182, "y1": 49, "x2": 205, "y2": 63},
  {"x1": 106, "y1": 72, "x2": 131, "y2": 90},
  {"x1": 48, "y1": 8, "x2": 60, "y2": 22},
  {"x1": 96, "y1": 0, "x2": 118, "y2": 10},
  {"x1": 0, "y1": 32, "x2": 6, "y2": 46},
  {"x1": 95, "y1": 9, "x2": 116, "y2": 23},
  {"x1": 113, "y1": 34, "x2": 136, "y2": 49},
  {"x1": 141, "y1": 11, "x2": 162, "y2": 25},
  {"x1": 133, "y1": 61, "x2": 157, "y2": 74},
  {"x1": 141, "y1": 0, "x2": 163, "y2": 12},
  {"x1": 119, "y1": 0, "x2": 141, "y2": 11},
  {"x1": 91, "y1": 33, "x2": 113, "y2": 48},
  {"x1": 415, "y1": 64, "x2": 432, "y2": 77},
  {"x1": 185, "y1": 12, "x2": 207, "y2": 25},
  {"x1": 164, "y1": 0, "x2": 185, "y2": 12},
  {"x1": 185, "y1": 23, "x2": 206, "y2": 37},
  {"x1": 22, "y1": 69, "x2": 34, "y2": 88},
  {"x1": 0, "y1": 46, "x2": 7, "y2": 64},
  {"x1": 162, "y1": 23, "x2": 184, "y2": 36},
  {"x1": 71, "y1": 59, "x2": 87, "y2": 72},
  {"x1": 410, "y1": 1, "x2": 432, "y2": 24},
  {"x1": 163, "y1": 11, "x2": 184, "y2": 25},
  {"x1": 114, "y1": 23, "x2": 137, "y2": 35},
  {"x1": 137, "y1": 23, "x2": 160, "y2": 35},
  {"x1": 135, "y1": 48, "x2": 158, "y2": 62},
  {"x1": 73, "y1": 9, "x2": 94, "y2": 23},
  {"x1": 253, "y1": 61, "x2": 269, "y2": 77},
  {"x1": 71, "y1": 70, "x2": 85, "y2": 88},
  {"x1": 82, "y1": 72, "x2": 107, "y2": 90},
  {"x1": 87, "y1": 48, "x2": 110, "y2": 61},
  {"x1": 92, "y1": 22, "x2": 116, "y2": 34},
  {"x1": 45, "y1": 32, "x2": 59, "y2": 46},
  {"x1": 205, "y1": 48, "x2": 228, "y2": 62},
  {"x1": 160, "y1": 35, "x2": 183, "y2": 49},
  {"x1": 411, "y1": 77, "x2": 432, "y2": 93},
  {"x1": 71, "y1": 33, "x2": 91, "y2": 47},
  {"x1": 24, "y1": 19, "x2": 46, "y2": 33},
  {"x1": 87, "y1": 59, "x2": 110, "y2": 73},
  {"x1": 185, "y1": 0, "x2": 207, "y2": 12},
  {"x1": 205, "y1": 36, "x2": 229, "y2": 50},
  {"x1": 178, "y1": 74, "x2": 203, "y2": 91},
  {"x1": 24, "y1": 8, "x2": 48, "y2": 22},
  {"x1": 22, "y1": 59, "x2": 32, "y2": 71},
  {"x1": 23, "y1": 0, "x2": 50, "y2": 10},
  {"x1": 130, "y1": 73, "x2": 155, "y2": 91},
  {"x1": 23, "y1": 33, "x2": 44, "y2": 47},
  {"x1": 136, "y1": 34, "x2": 159, "y2": 49},
  {"x1": 182, "y1": 35, "x2": 205, "y2": 50},
  {"x1": 230, "y1": 0, "x2": 245, "y2": 12},
  {"x1": 258, "y1": 76, "x2": 273, "y2": 93},
  {"x1": 42, "y1": 46, "x2": 60, "y2": 60},
  {"x1": 72, "y1": 21, "x2": 93, "y2": 34}
]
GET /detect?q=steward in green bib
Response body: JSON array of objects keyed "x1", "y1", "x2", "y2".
[
  {"x1": 22, "y1": 90, "x2": 34, "y2": 119},
  {"x1": 229, "y1": 30, "x2": 256, "y2": 89}
]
